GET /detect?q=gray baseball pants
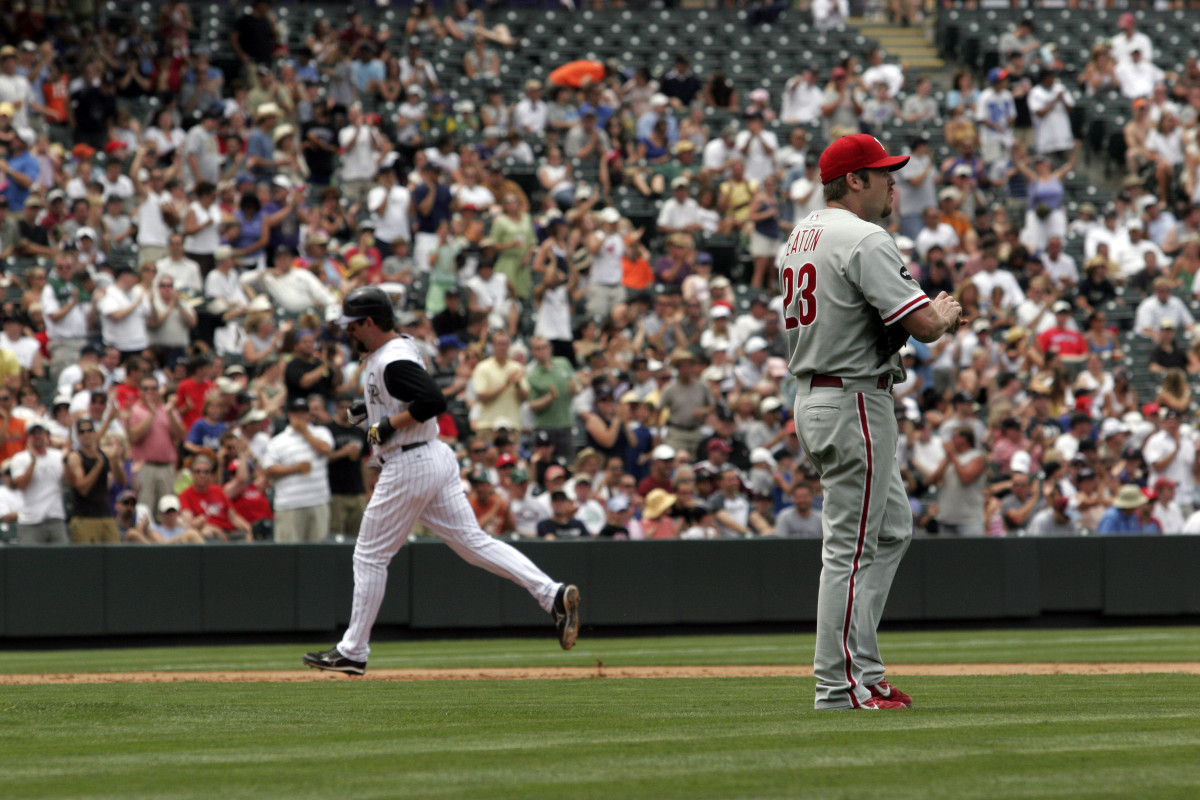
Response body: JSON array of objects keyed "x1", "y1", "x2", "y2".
[{"x1": 794, "y1": 378, "x2": 912, "y2": 709}]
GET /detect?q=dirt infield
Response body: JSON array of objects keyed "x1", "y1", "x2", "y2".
[{"x1": 2, "y1": 662, "x2": 1199, "y2": 685}]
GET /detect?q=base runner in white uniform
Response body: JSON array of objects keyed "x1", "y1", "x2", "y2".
[
  {"x1": 779, "y1": 135, "x2": 961, "y2": 709},
  {"x1": 304, "y1": 287, "x2": 580, "y2": 675}
]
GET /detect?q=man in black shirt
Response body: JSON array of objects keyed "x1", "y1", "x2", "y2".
[
  {"x1": 232, "y1": 0, "x2": 278, "y2": 66},
  {"x1": 659, "y1": 55, "x2": 701, "y2": 107},
  {"x1": 597, "y1": 494, "x2": 632, "y2": 539},
  {"x1": 317, "y1": 395, "x2": 369, "y2": 538},
  {"x1": 919, "y1": 246, "x2": 956, "y2": 298},
  {"x1": 1149, "y1": 319, "x2": 1188, "y2": 373},
  {"x1": 17, "y1": 196, "x2": 53, "y2": 258},
  {"x1": 301, "y1": 102, "x2": 338, "y2": 186},
  {"x1": 536, "y1": 491, "x2": 589, "y2": 539},
  {"x1": 64, "y1": 419, "x2": 125, "y2": 543},
  {"x1": 432, "y1": 286, "x2": 469, "y2": 338},
  {"x1": 70, "y1": 65, "x2": 118, "y2": 151},
  {"x1": 284, "y1": 328, "x2": 339, "y2": 402}
]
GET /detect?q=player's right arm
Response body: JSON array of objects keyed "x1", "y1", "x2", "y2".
[{"x1": 901, "y1": 292, "x2": 961, "y2": 343}]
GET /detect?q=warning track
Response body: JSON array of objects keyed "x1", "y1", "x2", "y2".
[{"x1": 2, "y1": 662, "x2": 1198, "y2": 684}]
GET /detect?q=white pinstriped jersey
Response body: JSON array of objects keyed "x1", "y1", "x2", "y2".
[
  {"x1": 780, "y1": 208, "x2": 929, "y2": 380},
  {"x1": 363, "y1": 334, "x2": 439, "y2": 457}
]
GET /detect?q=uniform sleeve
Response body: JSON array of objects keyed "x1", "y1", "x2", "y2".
[
  {"x1": 847, "y1": 231, "x2": 930, "y2": 325},
  {"x1": 383, "y1": 360, "x2": 448, "y2": 422}
]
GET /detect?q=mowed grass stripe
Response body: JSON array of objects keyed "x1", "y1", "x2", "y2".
[
  {"x1": 2, "y1": 627, "x2": 1199, "y2": 675},
  {"x1": 2, "y1": 677, "x2": 1199, "y2": 799}
]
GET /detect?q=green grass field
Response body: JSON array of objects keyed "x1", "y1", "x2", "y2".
[{"x1": 2, "y1": 628, "x2": 1199, "y2": 799}]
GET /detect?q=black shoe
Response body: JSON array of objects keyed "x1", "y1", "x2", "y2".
[
  {"x1": 303, "y1": 647, "x2": 367, "y2": 675},
  {"x1": 553, "y1": 584, "x2": 580, "y2": 650}
]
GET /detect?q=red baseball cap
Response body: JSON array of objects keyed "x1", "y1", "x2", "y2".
[
  {"x1": 819, "y1": 134, "x2": 910, "y2": 185},
  {"x1": 496, "y1": 453, "x2": 516, "y2": 468},
  {"x1": 1153, "y1": 477, "x2": 1177, "y2": 491}
]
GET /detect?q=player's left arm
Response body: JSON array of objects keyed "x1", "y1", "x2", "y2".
[{"x1": 371, "y1": 359, "x2": 449, "y2": 442}]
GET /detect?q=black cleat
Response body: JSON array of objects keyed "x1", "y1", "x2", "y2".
[
  {"x1": 553, "y1": 584, "x2": 581, "y2": 650},
  {"x1": 303, "y1": 647, "x2": 366, "y2": 675}
]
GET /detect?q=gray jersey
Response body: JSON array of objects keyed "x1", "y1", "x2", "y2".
[
  {"x1": 780, "y1": 208, "x2": 929, "y2": 380},
  {"x1": 363, "y1": 335, "x2": 440, "y2": 457}
]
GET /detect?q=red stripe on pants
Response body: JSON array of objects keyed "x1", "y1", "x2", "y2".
[{"x1": 841, "y1": 393, "x2": 873, "y2": 707}]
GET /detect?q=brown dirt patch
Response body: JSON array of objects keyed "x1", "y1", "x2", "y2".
[{"x1": 2, "y1": 663, "x2": 1199, "y2": 685}]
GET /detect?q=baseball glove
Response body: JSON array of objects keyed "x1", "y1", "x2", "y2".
[
  {"x1": 873, "y1": 320, "x2": 910, "y2": 367},
  {"x1": 348, "y1": 400, "x2": 368, "y2": 426}
]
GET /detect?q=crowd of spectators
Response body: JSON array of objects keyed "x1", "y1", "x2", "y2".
[{"x1": 1, "y1": 3, "x2": 1200, "y2": 545}]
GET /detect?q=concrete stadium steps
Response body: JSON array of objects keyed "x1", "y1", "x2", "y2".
[{"x1": 852, "y1": 21, "x2": 946, "y2": 70}]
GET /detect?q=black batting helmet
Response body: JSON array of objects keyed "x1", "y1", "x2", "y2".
[{"x1": 337, "y1": 286, "x2": 395, "y2": 328}]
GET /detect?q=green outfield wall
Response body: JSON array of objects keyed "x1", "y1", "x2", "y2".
[{"x1": 2, "y1": 537, "x2": 1198, "y2": 638}]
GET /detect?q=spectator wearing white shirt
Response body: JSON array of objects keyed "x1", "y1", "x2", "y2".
[
  {"x1": 1117, "y1": 219, "x2": 1170, "y2": 279},
  {"x1": 399, "y1": 41, "x2": 439, "y2": 93},
  {"x1": 512, "y1": 79, "x2": 548, "y2": 136},
  {"x1": 811, "y1": 0, "x2": 848, "y2": 32},
  {"x1": 780, "y1": 69, "x2": 823, "y2": 125},
  {"x1": 1145, "y1": 113, "x2": 1185, "y2": 204},
  {"x1": 1041, "y1": 236, "x2": 1078, "y2": 290},
  {"x1": 465, "y1": 256, "x2": 517, "y2": 334},
  {"x1": 263, "y1": 397, "x2": 335, "y2": 543},
  {"x1": 1085, "y1": 209, "x2": 1129, "y2": 262},
  {"x1": 97, "y1": 266, "x2": 151, "y2": 357},
  {"x1": 861, "y1": 47, "x2": 905, "y2": 98},
  {"x1": 701, "y1": 122, "x2": 739, "y2": 180},
  {"x1": 1142, "y1": 409, "x2": 1197, "y2": 513},
  {"x1": 1151, "y1": 478, "x2": 1186, "y2": 534},
  {"x1": 367, "y1": 153, "x2": 412, "y2": 257},
  {"x1": 10, "y1": 423, "x2": 67, "y2": 544},
  {"x1": 1134, "y1": 278, "x2": 1194, "y2": 336},
  {"x1": 130, "y1": 154, "x2": 180, "y2": 267},
  {"x1": 734, "y1": 112, "x2": 778, "y2": 184},
  {"x1": 1027, "y1": 70, "x2": 1075, "y2": 158},
  {"x1": 155, "y1": 233, "x2": 204, "y2": 295},
  {"x1": 0, "y1": 313, "x2": 41, "y2": 374},
  {"x1": 895, "y1": 137, "x2": 938, "y2": 239},
  {"x1": 241, "y1": 249, "x2": 336, "y2": 315},
  {"x1": 1110, "y1": 13, "x2": 1155, "y2": 67},
  {"x1": 914, "y1": 206, "x2": 960, "y2": 260},
  {"x1": 337, "y1": 103, "x2": 387, "y2": 207},
  {"x1": 656, "y1": 179, "x2": 702, "y2": 235},
  {"x1": 970, "y1": 249, "x2": 1026, "y2": 312},
  {"x1": 1116, "y1": 49, "x2": 1164, "y2": 100},
  {"x1": 147, "y1": 273, "x2": 198, "y2": 365}
]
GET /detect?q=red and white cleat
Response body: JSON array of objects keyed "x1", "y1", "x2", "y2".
[{"x1": 868, "y1": 679, "x2": 913, "y2": 708}]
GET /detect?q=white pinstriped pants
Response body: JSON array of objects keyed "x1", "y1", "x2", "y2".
[
  {"x1": 337, "y1": 439, "x2": 561, "y2": 662},
  {"x1": 794, "y1": 384, "x2": 912, "y2": 709}
]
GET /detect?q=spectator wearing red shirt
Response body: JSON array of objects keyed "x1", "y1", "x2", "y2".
[
  {"x1": 175, "y1": 354, "x2": 216, "y2": 431},
  {"x1": 179, "y1": 455, "x2": 251, "y2": 541},
  {"x1": 112, "y1": 356, "x2": 146, "y2": 410},
  {"x1": 637, "y1": 444, "x2": 677, "y2": 497},
  {"x1": 1037, "y1": 300, "x2": 1088, "y2": 361}
]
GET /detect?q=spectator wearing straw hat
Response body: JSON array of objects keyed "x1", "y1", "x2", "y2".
[
  {"x1": 641, "y1": 489, "x2": 678, "y2": 539},
  {"x1": 1096, "y1": 484, "x2": 1160, "y2": 534}
]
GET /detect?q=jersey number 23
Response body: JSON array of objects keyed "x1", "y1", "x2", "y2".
[{"x1": 781, "y1": 262, "x2": 817, "y2": 329}]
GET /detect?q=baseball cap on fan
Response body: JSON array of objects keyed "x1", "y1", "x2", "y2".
[{"x1": 819, "y1": 134, "x2": 909, "y2": 185}]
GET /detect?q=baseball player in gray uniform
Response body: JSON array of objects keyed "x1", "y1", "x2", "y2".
[
  {"x1": 304, "y1": 287, "x2": 580, "y2": 675},
  {"x1": 780, "y1": 135, "x2": 961, "y2": 710}
]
